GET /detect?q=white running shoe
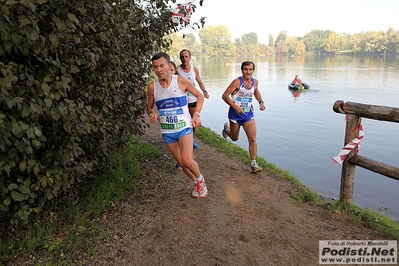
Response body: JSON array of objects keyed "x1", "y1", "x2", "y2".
[
  {"x1": 222, "y1": 122, "x2": 230, "y2": 138},
  {"x1": 251, "y1": 162, "x2": 263, "y2": 173},
  {"x1": 192, "y1": 177, "x2": 208, "y2": 198}
]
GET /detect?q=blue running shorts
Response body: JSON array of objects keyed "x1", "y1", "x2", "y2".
[
  {"x1": 162, "y1": 127, "x2": 193, "y2": 144},
  {"x1": 228, "y1": 110, "x2": 255, "y2": 126}
]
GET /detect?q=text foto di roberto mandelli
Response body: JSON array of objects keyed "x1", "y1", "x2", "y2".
[{"x1": 319, "y1": 240, "x2": 397, "y2": 265}]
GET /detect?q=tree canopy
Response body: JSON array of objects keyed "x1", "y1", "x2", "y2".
[
  {"x1": 0, "y1": 0, "x2": 205, "y2": 225},
  {"x1": 198, "y1": 25, "x2": 234, "y2": 57}
]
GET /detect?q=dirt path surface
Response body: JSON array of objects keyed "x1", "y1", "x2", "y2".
[{"x1": 81, "y1": 120, "x2": 393, "y2": 266}]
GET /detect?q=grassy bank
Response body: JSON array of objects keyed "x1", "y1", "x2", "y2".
[
  {"x1": 0, "y1": 136, "x2": 163, "y2": 265},
  {"x1": 1, "y1": 126, "x2": 398, "y2": 264}
]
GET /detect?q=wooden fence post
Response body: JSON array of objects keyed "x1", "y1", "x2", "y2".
[
  {"x1": 333, "y1": 100, "x2": 399, "y2": 204},
  {"x1": 339, "y1": 114, "x2": 362, "y2": 204}
]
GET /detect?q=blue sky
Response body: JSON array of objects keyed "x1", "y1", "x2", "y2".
[{"x1": 178, "y1": 0, "x2": 399, "y2": 44}]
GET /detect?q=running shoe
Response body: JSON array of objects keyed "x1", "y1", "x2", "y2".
[
  {"x1": 192, "y1": 178, "x2": 208, "y2": 198},
  {"x1": 175, "y1": 163, "x2": 182, "y2": 171},
  {"x1": 193, "y1": 140, "x2": 200, "y2": 149},
  {"x1": 251, "y1": 162, "x2": 263, "y2": 173},
  {"x1": 222, "y1": 122, "x2": 229, "y2": 138}
]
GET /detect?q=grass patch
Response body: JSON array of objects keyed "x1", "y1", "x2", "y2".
[
  {"x1": 196, "y1": 125, "x2": 399, "y2": 240},
  {"x1": 0, "y1": 136, "x2": 161, "y2": 265},
  {"x1": 329, "y1": 201, "x2": 399, "y2": 239}
]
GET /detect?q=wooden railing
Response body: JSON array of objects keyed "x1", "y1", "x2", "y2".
[{"x1": 332, "y1": 100, "x2": 399, "y2": 204}]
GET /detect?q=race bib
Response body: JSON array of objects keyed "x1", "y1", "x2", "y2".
[
  {"x1": 159, "y1": 108, "x2": 187, "y2": 129},
  {"x1": 235, "y1": 96, "x2": 253, "y2": 112}
]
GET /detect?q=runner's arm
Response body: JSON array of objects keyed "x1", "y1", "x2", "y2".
[
  {"x1": 253, "y1": 79, "x2": 266, "y2": 111},
  {"x1": 194, "y1": 66, "x2": 209, "y2": 99},
  {"x1": 222, "y1": 78, "x2": 240, "y2": 111}
]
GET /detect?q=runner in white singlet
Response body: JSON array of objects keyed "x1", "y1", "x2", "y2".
[
  {"x1": 147, "y1": 52, "x2": 208, "y2": 198},
  {"x1": 177, "y1": 49, "x2": 209, "y2": 149}
]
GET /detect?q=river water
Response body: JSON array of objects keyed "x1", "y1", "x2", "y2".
[{"x1": 194, "y1": 55, "x2": 399, "y2": 221}]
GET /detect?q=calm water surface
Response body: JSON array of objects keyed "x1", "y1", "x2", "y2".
[{"x1": 195, "y1": 55, "x2": 399, "y2": 220}]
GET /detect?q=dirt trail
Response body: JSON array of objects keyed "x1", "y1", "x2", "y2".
[{"x1": 78, "y1": 119, "x2": 396, "y2": 266}]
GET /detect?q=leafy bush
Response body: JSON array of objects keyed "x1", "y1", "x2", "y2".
[{"x1": 0, "y1": 0, "x2": 203, "y2": 225}]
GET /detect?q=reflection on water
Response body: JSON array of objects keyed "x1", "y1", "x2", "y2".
[
  {"x1": 196, "y1": 55, "x2": 399, "y2": 221},
  {"x1": 289, "y1": 89, "x2": 305, "y2": 101}
]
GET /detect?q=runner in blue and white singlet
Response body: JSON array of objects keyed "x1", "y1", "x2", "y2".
[
  {"x1": 154, "y1": 74, "x2": 193, "y2": 135},
  {"x1": 147, "y1": 52, "x2": 208, "y2": 198},
  {"x1": 228, "y1": 76, "x2": 255, "y2": 125},
  {"x1": 221, "y1": 61, "x2": 266, "y2": 173}
]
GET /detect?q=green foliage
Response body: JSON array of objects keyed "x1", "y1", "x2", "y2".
[
  {"x1": 0, "y1": 0, "x2": 200, "y2": 225},
  {"x1": 178, "y1": 25, "x2": 397, "y2": 57},
  {"x1": 302, "y1": 28, "x2": 398, "y2": 55},
  {"x1": 284, "y1": 37, "x2": 306, "y2": 55},
  {"x1": 239, "y1": 32, "x2": 262, "y2": 57},
  {"x1": 198, "y1": 25, "x2": 234, "y2": 57},
  {"x1": 302, "y1": 29, "x2": 331, "y2": 53},
  {"x1": 0, "y1": 135, "x2": 162, "y2": 264},
  {"x1": 165, "y1": 32, "x2": 202, "y2": 59},
  {"x1": 241, "y1": 33, "x2": 258, "y2": 46}
]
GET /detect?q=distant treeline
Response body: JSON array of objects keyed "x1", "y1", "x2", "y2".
[{"x1": 167, "y1": 26, "x2": 399, "y2": 57}]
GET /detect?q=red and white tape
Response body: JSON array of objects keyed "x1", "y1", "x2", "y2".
[
  {"x1": 171, "y1": 1, "x2": 194, "y2": 23},
  {"x1": 332, "y1": 124, "x2": 365, "y2": 164},
  {"x1": 338, "y1": 101, "x2": 345, "y2": 114}
]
